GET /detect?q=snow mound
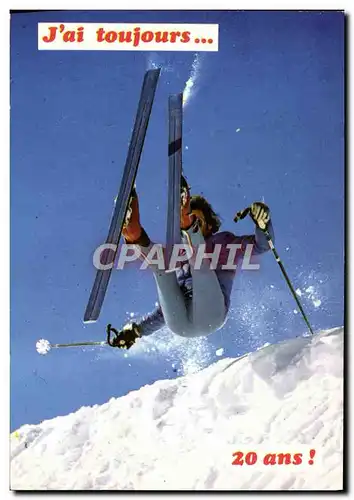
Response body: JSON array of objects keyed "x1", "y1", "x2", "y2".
[{"x1": 11, "y1": 327, "x2": 343, "y2": 491}]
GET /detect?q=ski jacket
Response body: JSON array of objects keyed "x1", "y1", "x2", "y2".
[{"x1": 136, "y1": 221, "x2": 274, "y2": 337}]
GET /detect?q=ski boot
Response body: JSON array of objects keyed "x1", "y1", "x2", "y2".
[
  {"x1": 180, "y1": 174, "x2": 209, "y2": 234},
  {"x1": 122, "y1": 186, "x2": 150, "y2": 246},
  {"x1": 180, "y1": 174, "x2": 197, "y2": 230}
]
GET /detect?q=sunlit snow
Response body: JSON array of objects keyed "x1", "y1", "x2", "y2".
[{"x1": 12, "y1": 327, "x2": 343, "y2": 491}]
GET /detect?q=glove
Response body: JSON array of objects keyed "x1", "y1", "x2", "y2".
[
  {"x1": 107, "y1": 322, "x2": 141, "y2": 349},
  {"x1": 250, "y1": 202, "x2": 270, "y2": 231}
]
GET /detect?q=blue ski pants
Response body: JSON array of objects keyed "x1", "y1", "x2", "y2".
[{"x1": 140, "y1": 225, "x2": 227, "y2": 338}]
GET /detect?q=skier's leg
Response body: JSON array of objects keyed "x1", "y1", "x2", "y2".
[
  {"x1": 136, "y1": 233, "x2": 193, "y2": 336},
  {"x1": 122, "y1": 185, "x2": 225, "y2": 338},
  {"x1": 152, "y1": 269, "x2": 192, "y2": 336},
  {"x1": 133, "y1": 231, "x2": 226, "y2": 338},
  {"x1": 182, "y1": 224, "x2": 227, "y2": 335},
  {"x1": 138, "y1": 225, "x2": 227, "y2": 338},
  {"x1": 122, "y1": 188, "x2": 193, "y2": 336},
  {"x1": 180, "y1": 176, "x2": 226, "y2": 335}
]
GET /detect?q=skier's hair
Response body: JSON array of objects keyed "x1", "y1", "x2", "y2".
[{"x1": 190, "y1": 195, "x2": 222, "y2": 234}]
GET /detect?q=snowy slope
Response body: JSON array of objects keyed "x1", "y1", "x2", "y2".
[{"x1": 11, "y1": 327, "x2": 343, "y2": 491}]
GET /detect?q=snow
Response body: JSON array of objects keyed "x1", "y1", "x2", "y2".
[
  {"x1": 11, "y1": 327, "x2": 343, "y2": 491},
  {"x1": 119, "y1": 320, "x2": 215, "y2": 376},
  {"x1": 183, "y1": 54, "x2": 201, "y2": 107},
  {"x1": 295, "y1": 285, "x2": 323, "y2": 310}
]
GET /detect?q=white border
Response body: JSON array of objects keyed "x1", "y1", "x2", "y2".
[{"x1": 5, "y1": 1, "x2": 350, "y2": 498}]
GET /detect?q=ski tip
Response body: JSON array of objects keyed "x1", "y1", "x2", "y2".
[
  {"x1": 168, "y1": 93, "x2": 183, "y2": 104},
  {"x1": 145, "y1": 67, "x2": 161, "y2": 80},
  {"x1": 147, "y1": 67, "x2": 161, "y2": 74}
]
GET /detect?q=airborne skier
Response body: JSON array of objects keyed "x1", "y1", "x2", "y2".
[
  {"x1": 35, "y1": 70, "x2": 314, "y2": 357},
  {"x1": 108, "y1": 176, "x2": 275, "y2": 349}
]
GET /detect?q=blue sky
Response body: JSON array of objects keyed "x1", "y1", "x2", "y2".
[{"x1": 11, "y1": 10, "x2": 344, "y2": 431}]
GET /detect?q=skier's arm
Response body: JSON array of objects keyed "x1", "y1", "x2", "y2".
[
  {"x1": 239, "y1": 218, "x2": 275, "y2": 254},
  {"x1": 243, "y1": 202, "x2": 274, "y2": 254},
  {"x1": 134, "y1": 306, "x2": 165, "y2": 337},
  {"x1": 253, "y1": 219, "x2": 275, "y2": 253},
  {"x1": 108, "y1": 307, "x2": 165, "y2": 349}
]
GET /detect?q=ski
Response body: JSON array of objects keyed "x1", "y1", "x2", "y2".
[
  {"x1": 84, "y1": 68, "x2": 161, "y2": 323},
  {"x1": 165, "y1": 93, "x2": 183, "y2": 269}
]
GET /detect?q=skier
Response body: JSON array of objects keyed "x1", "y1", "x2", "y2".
[{"x1": 109, "y1": 176, "x2": 274, "y2": 349}]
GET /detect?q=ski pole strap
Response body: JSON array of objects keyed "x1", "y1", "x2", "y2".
[{"x1": 106, "y1": 323, "x2": 120, "y2": 346}]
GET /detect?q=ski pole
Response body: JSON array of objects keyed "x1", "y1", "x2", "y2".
[
  {"x1": 36, "y1": 324, "x2": 124, "y2": 354},
  {"x1": 234, "y1": 207, "x2": 315, "y2": 336},
  {"x1": 36, "y1": 339, "x2": 108, "y2": 355}
]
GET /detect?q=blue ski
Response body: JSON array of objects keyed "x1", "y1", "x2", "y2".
[
  {"x1": 84, "y1": 68, "x2": 161, "y2": 323},
  {"x1": 165, "y1": 93, "x2": 183, "y2": 268}
]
